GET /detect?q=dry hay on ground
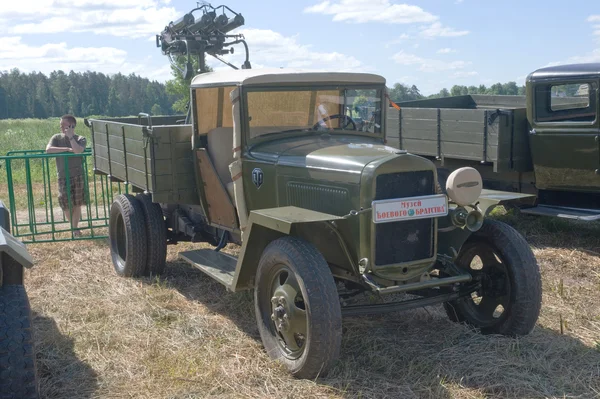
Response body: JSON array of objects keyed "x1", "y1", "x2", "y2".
[{"x1": 23, "y1": 212, "x2": 600, "y2": 399}]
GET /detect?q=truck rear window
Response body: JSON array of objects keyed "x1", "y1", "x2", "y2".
[{"x1": 535, "y1": 83, "x2": 597, "y2": 123}]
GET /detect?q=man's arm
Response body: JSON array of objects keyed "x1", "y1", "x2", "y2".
[
  {"x1": 46, "y1": 146, "x2": 73, "y2": 153},
  {"x1": 68, "y1": 136, "x2": 86, "y2": 154},
  {"x1": 46, "y1": 135, "x2": 72, "y2": 153}
]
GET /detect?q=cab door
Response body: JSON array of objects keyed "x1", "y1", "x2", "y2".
[{"x1": 529, "y1": 80, "x2": 600, "y2": 193}]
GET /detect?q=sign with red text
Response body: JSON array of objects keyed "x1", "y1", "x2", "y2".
[{"x1": 372, "y1": 194, "x2": 448, "y2": 223}]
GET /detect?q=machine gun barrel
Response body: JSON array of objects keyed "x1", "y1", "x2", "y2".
[{"x1": 156, "y1": 3, "x2": 252, "y2": 76}]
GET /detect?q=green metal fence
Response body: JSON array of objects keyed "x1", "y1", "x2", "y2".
[{"x1": 0, "y1": 149, "x2": 128, "y2": 243}]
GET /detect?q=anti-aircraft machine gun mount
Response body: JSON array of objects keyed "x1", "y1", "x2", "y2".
[{"x1": 156, "y1": 2, "x2": 251, "y2": 79}]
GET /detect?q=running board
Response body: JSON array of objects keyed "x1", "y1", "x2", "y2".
[
  {"x1": 179, "y1": 249, "x2": 237, "y2": 289},
  {"x1": 520, "y1": 205, "x2": 600, "y2": 221}
]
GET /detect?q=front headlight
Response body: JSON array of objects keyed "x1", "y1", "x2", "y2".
[{"x1": 445, "y1": 167, "x2": 483, "y2": 206}]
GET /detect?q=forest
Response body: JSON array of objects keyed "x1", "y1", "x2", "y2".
[{"x1": 0, "y1": 67, "x2": 527, "y2": 119}]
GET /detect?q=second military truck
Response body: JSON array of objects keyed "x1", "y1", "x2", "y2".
[{"x1": 386, "y1": 63, "x2": 600, "y2": 221}]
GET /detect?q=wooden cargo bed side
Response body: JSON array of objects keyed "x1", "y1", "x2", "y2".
[
  {"x1": 385, "y1": 104, "x2": 532, "y2": 173},
  {"x1": 89, "y1": 120, "x2": 199, "y2": 205},
  {"x1": 386, "y1": 107, "x2": 499, "y2": 165},
  {"x1": 150, "y1": 127, "x2": 198, "y2": 205}
]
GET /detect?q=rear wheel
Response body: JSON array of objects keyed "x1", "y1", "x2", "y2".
[
  {"x1": 136, "y1": 194, "x2": 167, "y2": 276},
  {"x1": 109, "y1": 194, "x2": 147, "y2": 277},
  {"x1": 444, "y1": 219, "x2": 542, "y2": 336},
  {"x1": 254, "y1": 237, "x2": 342, "y2": 379}
]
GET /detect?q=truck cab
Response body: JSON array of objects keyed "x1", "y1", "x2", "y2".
[{"x1": 526, "y1": 63, "x2": 600, "y2": 210}]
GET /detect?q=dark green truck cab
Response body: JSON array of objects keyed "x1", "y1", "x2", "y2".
[
  {"x1": 386, "y1": 63, "x2": 600, "y2": 221},
  {"x1": 85, "y1": 68, "x2": 543, "y2": 379}
]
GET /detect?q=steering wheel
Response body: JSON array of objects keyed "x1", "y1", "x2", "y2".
[{"x1": 312, "y1": 114, "x2": 357, "y2": 131}]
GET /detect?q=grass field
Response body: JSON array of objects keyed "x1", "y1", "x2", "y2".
[
  {"x1": 22, "y1": 211, "x2": 600, "y2": 398},
  {"x1": 3, "y1": 118, "x2": 600, "y2": 398}
]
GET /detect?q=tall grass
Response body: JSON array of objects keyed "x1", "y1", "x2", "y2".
[
  {"x1": 0, "y1": 118, "x2": 92, "y2": 183},
  {"x1": 0, "y1": 117, "x2": 90, "y2": 155},
  {"x1": 0, "y1": 118, "x2": 123, "y2": 233}
]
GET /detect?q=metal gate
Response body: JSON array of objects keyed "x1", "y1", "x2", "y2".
[{"x1": 0, "y1": 149, "x2": 128, "y2": 243}]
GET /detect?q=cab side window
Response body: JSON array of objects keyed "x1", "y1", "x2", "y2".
[{"x1": 535, "y1": 82, "x2": 597, "y2": 123}]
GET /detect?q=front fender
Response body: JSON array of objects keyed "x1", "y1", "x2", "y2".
[
  {"x1": 230, "y1": 206, "x2": 344, "y2": 292},
  {"x1": 437, "y1": 189, "x2": 536, "y2": 261},
  {"x1": 476, "y1": 189, "x2": 537, "y2": 216}
]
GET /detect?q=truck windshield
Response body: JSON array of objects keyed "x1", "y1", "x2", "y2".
[{"x1": 246, "y1": 87, "x2": 382, "y2": 139}]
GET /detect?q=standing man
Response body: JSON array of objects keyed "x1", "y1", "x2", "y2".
[{"x1": 46, "y1": 115, "x2": 87, "y2": 237}]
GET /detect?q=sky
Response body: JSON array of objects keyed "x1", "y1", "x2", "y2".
[{"x1": 0, "y1": 0, "x2": 599, "y2": 96}]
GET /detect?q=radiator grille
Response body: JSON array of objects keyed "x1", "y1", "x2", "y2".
[
  {"x1": 287, "y1": 182, "x2": 348, "y2": 216},
  {"x1": 374, "y1": 171, "x2": 435, "y2": 266}
]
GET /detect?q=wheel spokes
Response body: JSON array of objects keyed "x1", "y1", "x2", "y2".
[
  {"x1": 270, "y1": 269, "x2": 308, "y2": 355},
  {"x1": 478, "y1": 297, "x2": 502, "y2": 319}
]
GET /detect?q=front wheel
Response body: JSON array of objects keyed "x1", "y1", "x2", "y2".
[
  {"x1": 444, "y1": 219, "x2": 542, "y2": 336},
  {"x1": 254, "y1": 237, "x2": 342, "y2": 379}
]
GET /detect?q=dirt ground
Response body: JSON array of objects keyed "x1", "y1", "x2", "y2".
[{"x1": 22, "y1": 211, "x2": 600, "y2": 399}]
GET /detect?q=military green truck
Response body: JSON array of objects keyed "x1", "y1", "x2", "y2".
[
  {"x1": 84, "y1": 67, "x2": 545, "y2": 379},
  {"x1": 82, "y1": 3, "x2": 543, "y2": 379},
  {"x1": 0, "y1": 201, "x2": 39, "y2": 398},
  {"x1": 385, "y1": 63, "x2": 600, "y2": 221}
]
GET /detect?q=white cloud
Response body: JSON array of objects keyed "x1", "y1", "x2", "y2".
[
  {"x1": 567, "y1": 49, "x2": 600, "y2": 64},
  {"x1": 0, "y1": 36, "x2": 172, "y2": 82},
  {"x1": 455, "y1": 0, "x2": 464, "y2": 3},
  {"x1": 385, "y1": 33, "x2": 412, "y2": 48},
  {"x1": 205, "y1": 29, "x2": 368, "y2": 72},
  {"x1": 451, "y1": 71, "x2": 478, "y2": 78},
  {"x1": 1, "y1": 0, "x2": 178, "y2": 38},
  {"x1": 420, "y1": 22, "x2": 469, "y2": 38},
  {"x1": 587, "y1": 15, "x2": 600, "y2": 22},
  {"x1": 303, "y1": 0, "x2": 437, "y2": 24},
  {"x1": 391, "y1": 50, "x2": 471, "y2": 72},
  {"x1": 437, "y1": 48, "x2": 455, "y2": 54}
]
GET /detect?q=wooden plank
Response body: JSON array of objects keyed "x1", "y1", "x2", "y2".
[
  {"x1": 440, "y1": 109, "x2": 485, "y2": 123},
  {"x1": 195, "y1": 149, "x2": 237, "y2": 228},
  {"x1": 153, "y1": 159, "x2": 172, "y2": 175},
  {"x1": 401, "y1": 120, "x2": 438, "y2": 140},
  {"x1": 386, "y1": 117, "x2": 399, "y2": 138},
  {"x1": 401, "y1": 108, "x2": 438, "y2": 120},
  {"x1": 125, "y1": 152, "x2": 152, "y2": 175},
  {"x1": 93, "y1": 142, "x2": 108, "y2": 159},
  {"x1": 93, "y1": 132, "x2": 107, "y2": 146},
  {"x1": 155, "y1": 173, "x2": 196, "y2": 191},
  {"x1": 443, "y1": 142, "x2": 498, "y2": 161},
  {"x1": 439, "y1": 120, "x2": 497, "y2": 136},
  {"x1": 153, "y1": 142, "x2": 174, "y2": 160},
  {"x1": 402, "y1": 138, "x2": 437, "y2": 156},
  {"x1": 122, "y1": 124, "x2": 145, "y2": 141},
  {"x1": 152, "y1": 125, "x2": 192, "y2": 144},
  {"x1": 440, "y1": 128, "x2": 485, "y2": 145},
  {"x1": 94, "y1": 155, "x2": 153, "y2": 191}
]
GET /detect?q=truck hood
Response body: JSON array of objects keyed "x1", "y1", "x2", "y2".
[{"x1": 250, "y1": 135, "x2": 405, "y2": 175}]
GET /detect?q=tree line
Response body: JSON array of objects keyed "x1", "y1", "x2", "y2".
[
  {"x1": 0, "y1": 66, "x2": 528, "y2": 120},
  {"x1": 388, "y1": 81, "x2": 526, "y2": 103},
  {"x1": 0, "y1": 69, "x2": 179, "y2": 120}
]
